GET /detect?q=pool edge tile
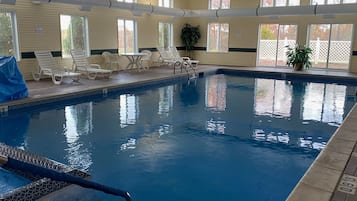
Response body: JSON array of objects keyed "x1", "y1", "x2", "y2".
[
  {"x1": 287, "y1": 104, "x2": 357, "y2": 201},
  {"x1": 286, "y1": 182, "x2": 332, "y2": 201}
]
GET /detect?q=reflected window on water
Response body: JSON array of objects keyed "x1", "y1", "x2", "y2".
[
  {"x1": 120, "y1": 94, "x2": 139, "y2": 128},
  {"x1": 158, "y1": 86, "x2": 174, "y2": 115},
  {"x1": 205, "y1": 75, "x2": 227, "y2": 112},
  {"x1": 255, "y1": 79, "x2": 292, "y2": 117},
  {"x1": 302, "y1": 83, "x2": 346, "y2": 125},
  {"x1": 64, "y1": 102, "x2": 93, "y2": 170}
]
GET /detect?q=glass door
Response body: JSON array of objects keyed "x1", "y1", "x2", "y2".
[
  {"x1": 257, "y1": 24, "x2": 297, "y2": 67},
  {"x1": 308, "y1": 24, "x2": 353, "y2": 70}
]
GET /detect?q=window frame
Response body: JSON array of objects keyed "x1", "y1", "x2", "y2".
[
  {"x1": 307, "y1": 23, "x2": 354, "y2": 69},
  {"x1": 256, "y1": 23, "x2": 298, "y2": 67},
  {"x1": 117, "y1": 0, "x2": 137, "y2": 3},
  {"x1": 208, "y1": 0, "x2": 230, "y2": 9},
  {"x1": 60, "y1": 14, "x2": 89, "y2": 58},
  {"x1": 117, "y1": 18, "x2": 138, "y2": 54},
  {"x1": 261, "y1": 0, "x2": 300, "y2": 7},
  {"x1": 158, "y1": 22, "x2": 173, "y2": 48},
  {"x1": 207, "y1": 23, "x2": 230, "y2": 53},
  {"x1": 310, "y1": 0, "x2": 357, "y2": 4},
  {"x1": 158, "y1": 0, "x2": 173, "y2": 8},
  {"x1": 0, "y1": 11, "x2": 20, "y2": 60}
]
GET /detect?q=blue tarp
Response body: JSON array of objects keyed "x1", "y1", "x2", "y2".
[{"x1": 0, "y1": 56, "x2": 28, "y2": 103}]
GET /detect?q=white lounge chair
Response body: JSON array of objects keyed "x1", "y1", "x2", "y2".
[
  {"x1": 157, "y1": 47, "x2": 198, "y2": 76},
  {"x1": 70, "y1": 49, "x2": 112, "y2": 80},
  {"x1": 157, "y1": 47, "x2": 182, "y2": 73},
  {"x1": 169, "y1": 47, "x2": 199, "y2": 67},
  {"x1": 33, "y1": 50, "x2": 81, "y2": 85}
]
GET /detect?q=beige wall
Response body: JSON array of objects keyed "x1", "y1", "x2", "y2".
[
  {"x1": 189, "y1": 0, "x2": 357, "y2": 70},
  {"x1": 0, "y1": 0, "x2": 356, "y2": 79}
]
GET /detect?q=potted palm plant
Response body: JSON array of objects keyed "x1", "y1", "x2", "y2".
[
  {"x1": 180, "y1": 23, "x2": 201, "y2": 58},
  {"x1": 286, "y1": 44, "x2": 313, "y2": 71}
]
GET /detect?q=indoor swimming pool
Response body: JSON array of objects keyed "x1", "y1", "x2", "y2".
[{"x1": 1, "y1": 73, "x2": 356, "y2": 201}]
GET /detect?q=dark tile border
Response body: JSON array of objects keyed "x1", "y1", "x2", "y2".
[
  {"x1": 21, "y1": 51, "x2": 62, "y2": 59},
  {"x1": 91, "y1": 49, "x2": 118, "y2": 55},
  {"x1": 229, "y1": 48, "x2": 257, "y2": 52}
]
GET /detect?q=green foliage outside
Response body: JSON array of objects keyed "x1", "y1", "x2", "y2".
[
  {"x1": 61, "y1": 15, "x2": 85, "y2": 57},
  {"x1": 0, "y1": 12, "x2": 14, "y2": 56},
  {"x1": 159, "y1": 23, "x2": 170, "y2": 48},
  {"x1": 260, "y1": 26, "x2": 275, "y2": 40}
]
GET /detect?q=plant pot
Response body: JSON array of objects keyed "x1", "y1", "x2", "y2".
[{"x1": 293, "y1": 63, "x2": 304, "y2": 71}]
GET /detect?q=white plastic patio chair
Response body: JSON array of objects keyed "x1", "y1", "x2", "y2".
[
  {"x1": 140, "y1": 50, "x2": 152, "y2": 69},
  {"x1": 33, "y1": 50, "x2": 81, "y2": 85},
  {"x1": 70, "y1": 49, "x2": 112, "y2": 80},
  {"x1": 102, "y1": 51, "x2": 120, "y2": 71}
]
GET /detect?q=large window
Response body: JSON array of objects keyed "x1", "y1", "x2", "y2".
[
  {"x1": 60, "y1": 15, "x2": 88, "y2": 58},
  {"x1": 308, "y1": 24, "x2": 353, "y2": 70},
  {"x1": 158, "y1": 22, "x2": 173, "y2": 48},
  {"x1": 118, "y1": 19, "x2": 137, "y2": 54},
  {"x1": 311, "y1": 0, "x2": 356, "y2": 4},
  {"x1": 0, "y1": 11, "x2": 19, "y2": 59},
  {"x1": 159, "y1": 0, "x2": 173, "y2": 7},
  {"x1": 207, "y1": 23, "x2": 229, "y2": 52},
  {"x1": 257, "y1": 24, "x2": 298, "y2": 66},
  {"x1": 261, "y1": 0, "x2": 300, "y2": 6},
  {"x1": 117, "y1": 0, "x2": 136, "y2": 2},
  {"x1": 209, "y1": 0, "x2": 230, "y2": 9}
]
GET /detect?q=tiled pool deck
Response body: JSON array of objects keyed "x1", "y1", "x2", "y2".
[{"x1": 1, "y1": 65, "x2": 357, "y2": 201}]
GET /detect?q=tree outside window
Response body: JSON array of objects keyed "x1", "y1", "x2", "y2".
[
  {"x1": 0, "y1": 12, "x2": 19, "y2": 59},
  {"x1": 207, "y1": 23, "x2": 229, "y2": 52},
  {"x1": 60, "y1": 15, "x2": 88, "y2": 57}
]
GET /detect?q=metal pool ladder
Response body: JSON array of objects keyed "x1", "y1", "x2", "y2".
[{"x1": 182, "y1": 61, "x2": 197, "y2": 81}]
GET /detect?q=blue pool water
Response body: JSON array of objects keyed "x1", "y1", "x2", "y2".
[
  {"x1": 0, "y1": 167, "x2": 30, "y2": 194},
  {"x1": 1, "y1": 73, "x2": 356, "y2": 201}
]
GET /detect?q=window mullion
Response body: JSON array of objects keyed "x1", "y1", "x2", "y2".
[
  {"x1": 123, "y1": 20, "x2": 127, "y2": 53},
  {"x1": 275, "y1": 25, "x2": 281, "y2": 66},
  {"x1": 217, "y1": 24, "x2": 221, "y2": 51},
  {"x1": 326, "y1": 24, "x2": 332, "y2": 69},
  {"x1": 70, "y1": 20, "x2": 74, "y2": 50},
  {"x1": 11, "y1": 12, "x2": 20, "y2": 59}
]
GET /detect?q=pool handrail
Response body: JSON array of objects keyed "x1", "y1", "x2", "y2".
[{"x1": 0, "y1": 155, "x2": 131, "y2": 201}]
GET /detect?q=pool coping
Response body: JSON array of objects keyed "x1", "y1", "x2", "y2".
[
  {"x1": 1, "y1": 66, "x2": 357, "y2": 201},
  {"x1": 286, "y1": 104, "x2": 357, "y2": 201}
]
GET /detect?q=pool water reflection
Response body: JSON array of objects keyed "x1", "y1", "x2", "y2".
[{"x1": 0, "y1": 74, "x2": 356, "y2": 201}]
